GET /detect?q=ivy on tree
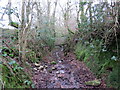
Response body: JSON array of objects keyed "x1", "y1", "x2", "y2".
[{"x1": 9, "y1": 21, "x2": 19, "y2": 28}]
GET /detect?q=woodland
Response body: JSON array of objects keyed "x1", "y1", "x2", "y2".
[{"x1": 0, "y1": 0, "x2": 120, "y2": 89}]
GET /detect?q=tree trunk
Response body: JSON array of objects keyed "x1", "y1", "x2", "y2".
[
  {"x1": 19, "y1": 0, "x2": 25, "y2": 63},
  {"x1": 52, "y1": 0, "x2": 58, "y2": 37},
  {"x1": 8, "y1": 0, "x2": 12, "y2": 22},
  {"x1": 89, "y1": 2, "x2": 93, "y2": 30}
]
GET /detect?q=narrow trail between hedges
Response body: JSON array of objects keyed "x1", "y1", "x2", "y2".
[{"x1": 32, "y1": 46, "x2": 106, "y2": 88}]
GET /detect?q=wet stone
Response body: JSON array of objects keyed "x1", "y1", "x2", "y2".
[
  {"x1": 56, "y1": 71, "x2": 60, "y2": 74},
  {"x1": 38, "y1": 66, "x2": 44, "y2": 70},
  {"x1": 58, "y1": 60, "x2": 62, "y2": 63},
  {"x1": 34, "y1": 68, "x2": 38, "y2": 71},
  {"x1": 52, "y1": 67, "x2": 57, "y2": 70},
  {"x1": 59, "y1": 70, "x2": 65, "y2": 74},
  {"x1": 35, "y1": 63, "x2": 40, "y2": 67},
  {"x1": 58, "y1": 59, "x2": 64, "y2": 63}
]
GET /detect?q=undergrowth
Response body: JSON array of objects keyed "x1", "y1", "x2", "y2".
[
  {"x1": 70, "y1": 2, "x2": 120, "y2": 89},
  {"x1": 0, "y1": 57, "x2": 34, "y2": 88},
  {"x1": 75, "y1": 39, "x2": 119, "y2": 88},
  {"x1": 0, "y1": 29, "x2": 37, "y2": 88}
]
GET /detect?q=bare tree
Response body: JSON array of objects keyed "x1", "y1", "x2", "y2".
[
  {"x1": 47, "y1": 0, "x2": 51, "y2": 25},
  {"x1": 19, "y1": 0, "x2": 34, "y2": 63},
  {"x1": 88, "y1": 2, "x2": 93, "y2": 30},
  {"x1": 60, "y1": 0, "x2": 74, "y2": 34},
  {"x1": 8, "y1": 0, "x2": 12, "y2": 22},
  {"x1": 52, "y1": 0, "x2": 58, "y2": 37},
  {"x1": 76, "y1": 0, "x2": 81, "y2": 29},
  {"x1": 18, "y1": 0, "x2": 25, "y2": 62}
]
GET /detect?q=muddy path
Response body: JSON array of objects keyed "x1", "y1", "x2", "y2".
[{"x1": 32, "y1": 47, "x2": 106, "y2": 88}]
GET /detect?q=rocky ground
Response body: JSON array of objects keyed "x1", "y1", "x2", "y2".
[{"x1": 32, "y1": 47, "x2": 106, "y2": 88}]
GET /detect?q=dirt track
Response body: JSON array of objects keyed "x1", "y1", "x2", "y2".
[{"x1": 32, "y1": 47, "x2": 106, "y2": 88}]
